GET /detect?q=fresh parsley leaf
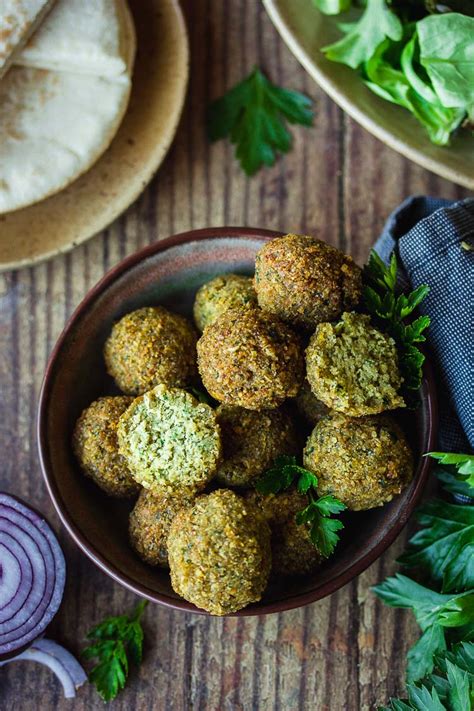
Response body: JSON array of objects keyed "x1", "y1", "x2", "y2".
[
  {"x1": 427, "y1": 453, "x2": 474, "y2": 490},
  {"x1": 445, "y1": 659, "x2": 471, "y2": 711},
  {"x1": 256, "y1": 457, "x2": 346, "y2": 557},
  {"x1": 380, "y1": 642, "x2": 474, "y2": 711},
  {"x1": 207, "y1": 67, "x2": 314, "y2": 176},
  {"x1": 255, "y1": 456, "x2": 317, "y2": 495},
  {"x1": 83, "y1": 600, "x2": 148, "y2": 702},
  {"x1": 376, "y1": 575, "x2": 474, "y2": 632},
  {"x1": 399, "y1": 499, "x2": 474, "y2": 593},
  {"x1": 255, "y1": 455, "x2": 308, "y2": 494},
  {"x1": 436, "y1": 469, "x2": 474, "y2": 502},
  {"x1": 296, "y1": 494, "x2": 346, "y2": 558},
  {"x1": 322, "y1": 0, "x2": 403, "y2": 69},
  {"x1": 363, "y1": 249, "x2": 430, "y2": 396},
  {"x1": 406, "y1": 625, "x2": 447, "y2": 683},
  {"x1": 373, "y1": 574, "x2": 474, "y2": 680},
  {"x1": 310, "y1": 515, "x2": 345, "y2": 558},
  {"x1": 313, "y1": 494, "x2": 347, "y2": 517},
  {"x1": 296, "y1": 469, "x2": 319, "y2": 494}
]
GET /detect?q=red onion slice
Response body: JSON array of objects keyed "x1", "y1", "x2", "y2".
[
  {"x1": 0, "y1": 494, "x2": 66, "y2": 660},
  {"x1": 0, "y1": 638, "x2": 87, "y2": 698}
]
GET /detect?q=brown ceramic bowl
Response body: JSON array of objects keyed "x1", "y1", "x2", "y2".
[{"x1": 38, "y1": 228, "x2": 437, "y2": 616}]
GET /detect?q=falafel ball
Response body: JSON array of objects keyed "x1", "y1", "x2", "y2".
[
  {"x1": 193, "y1": 274, "x2": 257, "y2": 332},
  {"x1": 246, "y1": 490, "x2": 321, "y2": 575},
  {"x1": 104, "y1": 306, "x2": 198, "y2": 395},
  {"x1": 197, "y1": 304, "x2": 304, "y2": 410},
  {"x1": 294, "y1": 379, "x2": 330, "y2": 426},
  {"x1": 118, "y1": 385, "x2": 221, "y2": 495},
  {"x1": 129, "y1": 489, "x2": 195, "y2": 567},
  {"x1": 168, "y1": 489, "x2": 271, "y2": 615},
  {"x1": 73, "y1": 396, "x2": 140, "y2": 498},
  {"x1": 215, "y1": 405, "x2": 299, "y2": 487},
  {"x1": 303, "y1": 413, "x2": 414, "y2": 510},
  {"x1": 306, "y1": 312, "x2": 404, "y2": 417},
  {"x1": 254, "y1": 234, "x2": 362, "y2": 330}
]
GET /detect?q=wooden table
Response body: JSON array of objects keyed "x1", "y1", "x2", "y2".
[{"x1": 0, "y1": 1, "x2": 469, "y2": 709}]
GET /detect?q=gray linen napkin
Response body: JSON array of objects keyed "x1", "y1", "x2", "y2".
[{"x1": 374, "y1": 195, "x2": 474, "y2": 453}]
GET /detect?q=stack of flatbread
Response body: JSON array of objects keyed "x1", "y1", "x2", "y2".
[{"x1": 0, "y1": 0, "x2": 136, "y2": 213}]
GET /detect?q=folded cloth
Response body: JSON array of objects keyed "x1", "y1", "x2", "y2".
[{"x1": 374, "y1": 196, "x2": 474, "y2": 453}]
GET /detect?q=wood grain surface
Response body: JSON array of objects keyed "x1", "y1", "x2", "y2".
[{"x1": 0, "y1": 1, "x2": 469, "y2": 709}]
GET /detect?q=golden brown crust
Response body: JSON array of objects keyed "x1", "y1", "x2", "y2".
[
  {"x1": 72, "y1": 395, "x2": 139, "y2": 498},
  {"x1": 104, "y1": 306, "x2": 198, "y2": 395},
  {"x1": 168, "y1": 489, "x2": 271, "y2": 615},
  {"x1": 193, "y1": 273, "x2": 256, "y2": 332},
  {"x1": 246, "y1": 489, "x2": 321, "y2": 575},
  {"x1": 197, "y1": 304, "x2": 304, "y2": 410},
  {"x1": 254, "y1": 234, "x2": 362, "y2": 330},
  {"x1": 129, "y1": 488, "x2": 195, "y2": 567},
  {"x1": 303, "y1": 413, "x2": 414, "y2": 510},
  {"x1": 215, "y1": 405, "x2": 298, "y2": 487}
]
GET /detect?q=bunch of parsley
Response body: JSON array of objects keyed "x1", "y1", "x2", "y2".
[
  {"x1": 363, "y1": 249, "x2": 430, "y2": 400},
  {"x1": 373, "y1": 452, "x2": 474, "y2": 709},
  {"x1": 256, "y1": 455, "x2": 347, "y2": 557},
  {"x1": 314, "y1": 0, "x2": 474, "y2": 145}
]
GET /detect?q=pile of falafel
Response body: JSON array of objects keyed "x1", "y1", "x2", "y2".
[{"x1": 73, "y1": 234, "x2": 414, "y2": 615}]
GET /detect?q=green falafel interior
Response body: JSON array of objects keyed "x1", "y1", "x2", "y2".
[{"x1": 71, "y1": 235, "x2": 426, "y2": 615}]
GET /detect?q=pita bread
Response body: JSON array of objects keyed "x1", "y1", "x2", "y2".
[
  {"x1": 15, "y1": 0, "x2": 133, "y2": 78},
  {"x1": 0, "y1": 64, "x2": 132, "y2": 213},
  {"x1": 0, "y1": 0, "x2": 56, "y2": 78},
  {"x1": 0, "y1": 0, "x2": 135, "y2": 213}
]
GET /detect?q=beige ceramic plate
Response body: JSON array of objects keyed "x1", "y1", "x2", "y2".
[
  {"x1": 263, "y1": 0, "x2": 474, "y2": 189},
  {"x1": 0, "y1": 0, "x2": 189, "y2": 272}
]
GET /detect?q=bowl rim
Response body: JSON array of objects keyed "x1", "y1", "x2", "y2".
[
  {"x1": 262, "y1": 0, "x2": 474, "y2": 191},
  {"x1": 37, "y1": 227, "x2": 438, "y2": 616}
]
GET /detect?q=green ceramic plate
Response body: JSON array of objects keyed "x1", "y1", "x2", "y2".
[{"x1": 263, "y1": 0, "x2": 474, "y2": 189}]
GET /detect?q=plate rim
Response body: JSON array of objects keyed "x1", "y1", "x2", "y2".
[
  {"x1": 262, "y1": 0, "x2": 474, "y2": 191},
  {"x1": 37, "y1": 227, "x2": 438, "y2": 617},
  {"x1": 0, "y1": 0, "x2": 190, "y2": 273}
]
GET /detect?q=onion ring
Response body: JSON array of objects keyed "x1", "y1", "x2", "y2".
[{"x1": 0, "y1": 494, "x2": 66, "y2": 660}]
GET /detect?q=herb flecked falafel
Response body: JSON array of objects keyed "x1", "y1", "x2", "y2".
[
  {"x1": 118, "y1": 385, "x2": 221, "y2": 496},
  {"x1": 306, "y1": 312, "x2": 404, "y2": 417},
  {"x1": 193, "y1": 273, "x2": 257, "y2": 332},
  {"x1": 197, "y1": 304, "x2": 304, "y2": 410},
  {"x1": 246, "y1": 489, "x2": 321, "y2": 575},
  {"x1": 129, "y1": 489, "x2": 196, "y2": 567},
  {"x1": 73, "y1": 396, "x2": 140, "y2": 498},
  {"x1": 168, "y1": 489, "x2": 272, "y2": 615},
  {"x1": 215, "y1": 405, "x2": 299, "y2": 487},
  {"x1": 104, "y1": 306, "x2": 198, "y2": 395},
  {"x1": 254, "y1": 234, "x2": 362, "y2": 330},
  {"x1": 303, "y1": 413, "x2": 414, "y2": 510}
]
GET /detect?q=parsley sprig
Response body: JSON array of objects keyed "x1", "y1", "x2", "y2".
[
  {"x1": 207, "y1": 67, "x2": 314, "y2": 176},
  {"x1": 83, "y1": 600, "x2": 148, "y2": 702},
  {"x1": 428, "y1": 453, "x2": 474, "y2": 491},
  {"x1": 373, "y1": 452, "x2": 474, "y2": 700},
  {"x1": 256, "y1": 456, "x2": 346, "y2": 558},
  {"x1": 363, "y1": 250, "x2": 430, "y2": 394},
  {"x1": 380, "y1": 641, "x2": 474, "y2": 711}
]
